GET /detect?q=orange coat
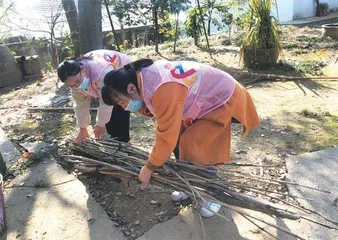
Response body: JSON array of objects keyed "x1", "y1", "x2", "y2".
[{"x1": 136, "y1": 75, "x2": 259, "y2": 170}]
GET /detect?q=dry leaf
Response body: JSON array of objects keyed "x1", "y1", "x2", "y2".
[
  {"x1": 22, "y1": 152, "x2": 32, "y2": 159},
  {"x1": 87, "y1": 210, "x2": 93, "y2": 221}
]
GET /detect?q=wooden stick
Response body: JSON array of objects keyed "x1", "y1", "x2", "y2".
[
  {"x1": 220, "y1": 170, "x2": 331, "y2": 193},
  {"x1": 240, "y1": 214, "x2": 277, "y2": 239},
  {"x1": 301, "y1": 215, "x2": 338, "y2": 230},
  {"x1": 27, "y1": 107, "x2": 98, "y2": 112},
  {"x1": 179, "y1": 171, "x2": 308, "y2": 214},
  {"x1": 228, "y1": 182, "x2": 314, "y2": 201},
  {"x1": 199, "y1": 213, "x2": 207, "y2": 240},
  {"x1": 62, "y1": 155, "x2": 138, "y2": 176},
  {"x1": 198, "y1": 192, "x2": 307, "y2": 240}
]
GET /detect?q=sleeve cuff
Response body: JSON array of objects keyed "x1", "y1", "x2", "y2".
[{"x1": 145, "y1": 160, "x2": 159, "y2": 171}]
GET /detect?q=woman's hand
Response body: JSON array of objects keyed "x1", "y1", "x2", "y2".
[
  {"x1": 75, "y1": 128, "x2": 89, "y2": 143},
  {"x1": 94, "y1": 124, "x2": 106, "y2": 139},
  {"x1": 139, "y1": 166, "x2": 153, "y2": 184}
]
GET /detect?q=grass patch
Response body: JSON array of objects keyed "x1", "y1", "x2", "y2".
[
  {"x1": 287, "y1": 112, "x2": 338, "y2": 153},
  {"x1": 300, "y1": 109, "x2": 320, "y2": 119},
  {"x1": 54, "y1": 121, "x2": 75, "y2": 138},
  {"x1": 34, "y1": 179, "x2": 50, "y2": 188},
  {"x1": 277, "y1": 59, "x2": 326, "y2": 76},
  {"x1": 283, "y1": 34, "x2": 338, "y2": 50}
]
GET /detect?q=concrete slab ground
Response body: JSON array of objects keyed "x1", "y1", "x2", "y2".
[
  {"x1": 138, "y1": 148, "x2": 338, "y2": 240},
  {"x1": 1, "y1": 125, "x2": 337, "y2": 240},
  {"x1": 281, "y1": 11, "x2": 338, "y2": 25},
  {"x1": 0, "y1": 128, "x2": 21, "y2": 165},
  {"x1": 285, "y1": 147, "x2": 338, "y2": 240},
  {"x1": 2, "y1": 158, "x2": 126, "y2": 240}
]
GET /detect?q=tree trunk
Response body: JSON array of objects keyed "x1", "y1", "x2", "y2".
[
  {"x1": 173, "y1": 12, "x2": 179, "y2": 53},
  {"x1": 103, "y1": 0, "x2": 120, "y2": 52},
  {"x1": 120, "y1": 20, "x2": 126, "y2": 49},
  {"x1": 153, "y1": 4, "x2": 159, "y2": 53},
  {"x1": 62, "y1": 0, "x2": 80, "y2": 58},
  {"x1": 193, "y1": 8, "x2": 198, "y2": 46},
  {"x1": 196, "y1": 0, "x2": 210, "y2": 51},
  {"x1": 78, "y1": 0, "x2": 102, "y2": 54},
  {"x1": 207, "y1": 17, "x2": 211, "y2": 36},
  {"x1": 50, "y1": 32, "x2": 57, "y2": 66}
]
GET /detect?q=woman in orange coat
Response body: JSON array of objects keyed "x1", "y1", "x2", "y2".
[{"x1": 102, "y1": 59, "x2": 259, "y2": 217}]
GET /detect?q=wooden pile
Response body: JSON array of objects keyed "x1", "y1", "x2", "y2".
[{"x1": 62, "y1": 139, "x2": 338, "y2": 239}]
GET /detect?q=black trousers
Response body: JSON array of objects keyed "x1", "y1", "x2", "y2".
[{"x1": 105, "y1": 104, "x2": 130, "y2": 143}]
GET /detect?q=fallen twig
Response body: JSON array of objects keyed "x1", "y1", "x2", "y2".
[{"x1": 27, "y1": 107, "x2": 98, "y2": 112}]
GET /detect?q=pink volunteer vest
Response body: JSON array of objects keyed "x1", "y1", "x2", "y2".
[
  {"x1": 78, "y1": 50, "x2": 131, "y2": 98},
  {"x1": 140, "y1": 60, "x2": 236, "y2": 120}
]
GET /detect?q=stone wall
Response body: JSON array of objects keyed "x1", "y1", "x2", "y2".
[
  {"x1": 0, "y1": 45, "x2": 22, "y2": 88},
  {"x1": 5, "y1": 42, "x2": 52, "y2": 69}
]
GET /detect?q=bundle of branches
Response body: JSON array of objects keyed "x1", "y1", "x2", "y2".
[{"x1": 62, "y1": 139, "x2": 338, "y2": 239}]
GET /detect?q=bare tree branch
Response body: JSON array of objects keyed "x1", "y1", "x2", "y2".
[
  {"x1": 0, "y1": 1, "x2": 14, "y2": 23},
  {"x1": 3, "y1": 21, "x2": 51, "y2": 34}
]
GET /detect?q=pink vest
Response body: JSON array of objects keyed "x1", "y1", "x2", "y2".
[
  {"x1": 140, "y1": 60, "x2": 236, "y2": 120},
  {"x1": 78, "y1": 50, "x2": 132, "y2": 98}
]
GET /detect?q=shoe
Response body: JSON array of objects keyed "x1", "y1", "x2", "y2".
[
  {"x1": 200, "y1": 201, "x2": 221, "y2": 218},
  {"x1": 171, "y1": 191, "x2": 189, "y2": 202}
]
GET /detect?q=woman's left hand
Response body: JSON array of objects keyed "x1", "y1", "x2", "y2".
[
  {"x1": 94, "y1": 124, "x2": 106, "y2": 139},
  {"x1": 139, "y1": 166, "x2": 153, "y2": 184}
]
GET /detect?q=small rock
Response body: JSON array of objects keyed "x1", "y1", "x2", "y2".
[
  {"x1": 112, "y1": 211, "x2": 117, "y2": 217},
  {"x1": 87, "y1": 210, "x2": 93, "y2": 221},
  {"x1": 127, "y1": 193, "x2": 135, "y2": 198},
  {"x1": 43, "y1": 231, "x2": 47, "y2": 235},
  {"x1": 112, "y1": 221, "x2": 119, "y2": 227},
  {"x1": 20, "y1": 182, "x2": 25, "y2": 186},
  {"x1": 235, "y1": 150, "x2": 247, "y2": 154},
  {"x1": 27, "y1": 193, "x2": 34, "y2": 198},
  {"x1": 261, "y1": 134, "x2": 265, "y2": 137},
  {"x1": 134, "y1": 220, "x2": 140, "y2": 225},
  {"x1": 131, "y1": 234, "x2": 136, "y2": 238},
  {"x1": 150, "y1": 200, "x2": 157, "y2": 204},
  {"x1": 140, "y1": 183, "x2": 150, "y2": 190},
  {"x1": 125, "y1": 231, "x2": 131, "y2": 236},
  {"x1": 115, "y1": 192, "x2": 122, "y2": 196}
]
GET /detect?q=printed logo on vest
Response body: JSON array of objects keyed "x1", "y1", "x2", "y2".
[
  {"x1": 104, "y1": 53, "x2": 120, "y2": 69},
  {"x1": 165, "y1": 62, "x2": 199, "y2": 86}
]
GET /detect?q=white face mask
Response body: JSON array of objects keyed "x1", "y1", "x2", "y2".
[{"x1": 76, "y1": 77, "x2": 90, "y2": 90}]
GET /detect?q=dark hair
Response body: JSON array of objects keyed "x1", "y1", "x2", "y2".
[
  {"x1": 102, "y1": 59, "x2": 154, "y2": 106},
  {"x1": 57, "y1": 60, "x2": 80, "y2": 82},
  {"x1": 57, "y1": 54, "x2": 94, "y2": 82}
]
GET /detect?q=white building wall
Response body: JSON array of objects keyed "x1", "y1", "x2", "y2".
[
  {"x1": 273, "y1": 0, "x2": 295, "y2": 22},
  {"x1": 292, "y1": 0, "x2": 316, "y2": 20}
]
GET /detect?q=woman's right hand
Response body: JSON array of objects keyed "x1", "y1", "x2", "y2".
[{"x1": 75, "y1": 128, "x2": 89, "y2": 143}]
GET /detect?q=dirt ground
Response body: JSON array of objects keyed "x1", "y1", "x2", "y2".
[{"x1": 1, "y1": 23, "x2": 338, "y2": 239}]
